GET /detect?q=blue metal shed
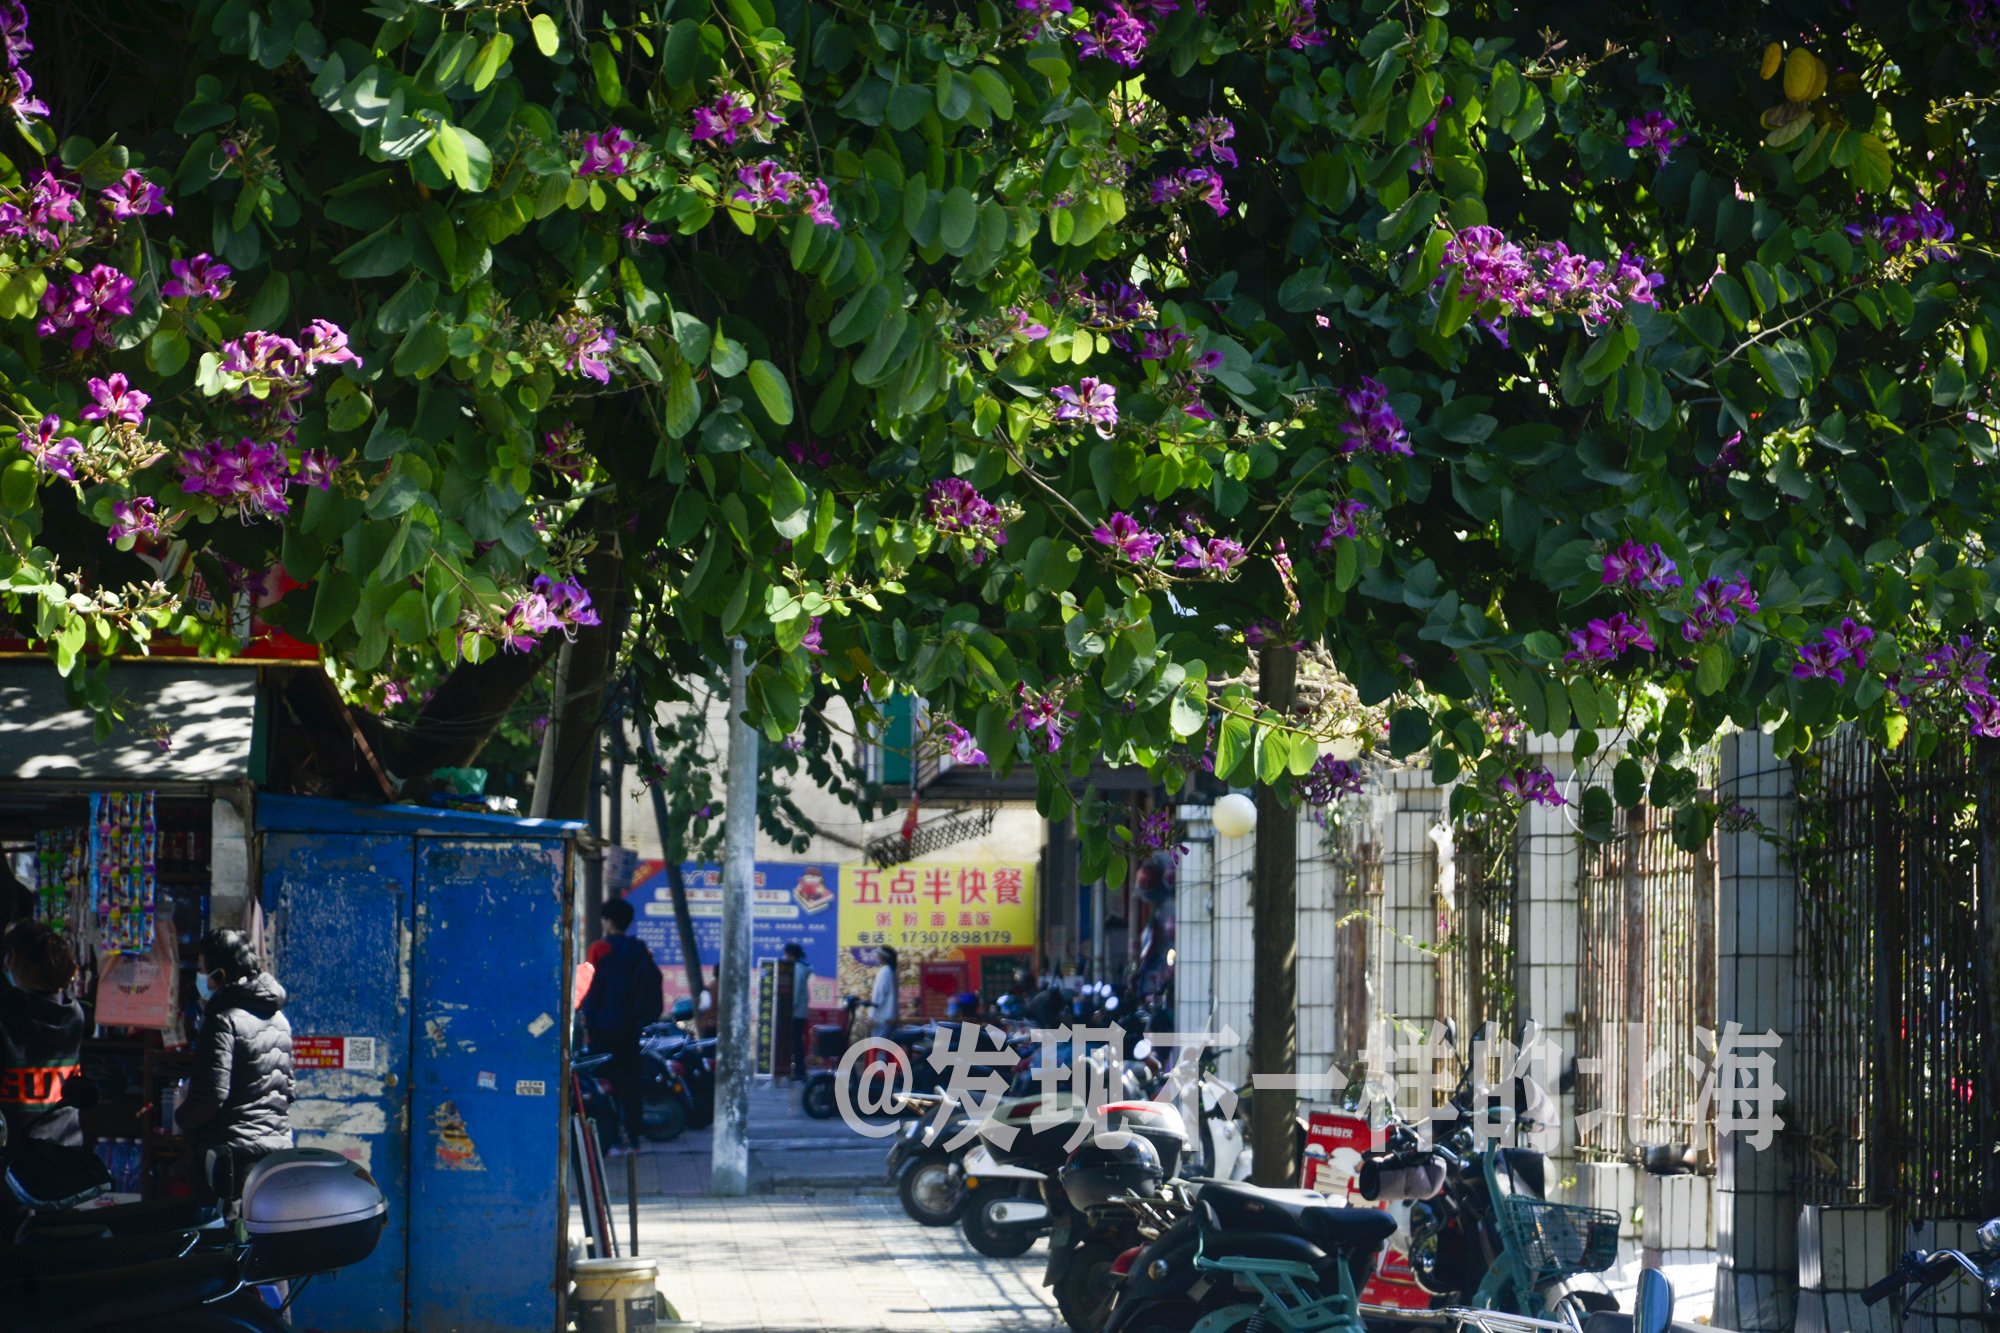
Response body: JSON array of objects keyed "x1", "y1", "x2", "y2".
[{"x1": 256, "y1": 795, "x2": 584, "y2": 1333}]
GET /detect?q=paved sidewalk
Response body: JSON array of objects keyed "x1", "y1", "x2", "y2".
[
  {"x1": 609, "y1": 1078, "x2": 901, "y2": 1196},
  {"x1": 615, "y1": 1194, "x2": 1063, "y2": 1333}
]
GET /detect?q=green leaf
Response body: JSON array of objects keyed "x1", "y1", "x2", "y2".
[
  {"x1": 939, "y1": 187, "x2": 977, "y2": 251},
  {"x1": 1215, "y1": 712, "x2": 1253, "y2": 782},
  {"x1": 767, "y1": 456, "x2": 812, "y2": 539},
  {"x1": 1695, "y1": 638, "x2": 1731, "y2": 695},
  {"x1": 467, "y1": 33, "x2": 514, "y2": 92},
  {"x1": 307, "y1": 569, "x2": 361, "y2": 642},
  {"x1": 1170, "y1": 681, "x2": 1206, "y2": 738},
  {"x1": 1387, "y1": 706, "x2": 1431, "y2": 758},
  {"x1": 1613, "y1": 757, "x2": 1645, "y2": 809},
  {"x1": 1579, "y1": 785, "x2": 1614, "y2": 842},
  {"x1": 1649, "y1": 763, "x2": 1698, "y2": 810},
  {"x1": 1846, "y1": 131, "x2": 1892, "y2": 193},
  {"x1": 968, "y1": 66, "x2": 1013, "y2": 119},
  {"x1": 590, "y1": 41, "x2": 623, "y2": 105},
  {"x1": 1254, "y1": 723, "x2": 1288, "y2": 784},
  {"x1": 888, "y1": 83, "x2": 932, "y2": 131},
  {"x1": 0, "y1": 459, "x2": 34, "y2": 514},
  {"x1": 747, "y1": 360, "x2": 795, "y2": 424},
  {"x1": 333, "y1": 218, "x2": 413, "y2": 278},
  {"x1": 709, "y1": 331, "x2": 749, "y2": 378}
]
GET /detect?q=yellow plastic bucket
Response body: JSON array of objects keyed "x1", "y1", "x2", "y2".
[{"x1": 572, "y1": 1257, "x2": 658, "y2": 1333}]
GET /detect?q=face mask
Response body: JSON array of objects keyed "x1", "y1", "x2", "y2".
[{"x1": 195, "y1": 972, "x2": 215, "y2": 1001}]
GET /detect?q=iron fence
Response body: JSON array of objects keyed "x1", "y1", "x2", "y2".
[
  {"x1": 1791, "y1": 730, "x2": 1995, "y2": 1219},
  {"x1": 1574, "y1": 803, "x2": 1717, "y2": 1167},
  {"x1": 1436, "y1": 814, "x2": 1519, "y2": 1049}
]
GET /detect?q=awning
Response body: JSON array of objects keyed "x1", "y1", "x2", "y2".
[{"x1": 0, "y1": 663, "x2": 258, "y2": 782}]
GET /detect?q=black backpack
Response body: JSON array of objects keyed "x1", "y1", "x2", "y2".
[{"x1": 624, "y1": 942, "x2": 665, "y2": 1027}]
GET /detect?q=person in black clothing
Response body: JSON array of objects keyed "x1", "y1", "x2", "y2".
[
  {"x1": 0, "y1": 920, "x2": 86, "y2": 1147},
  {"x1": 579, "y1": 898, "x2": 648, "y2": 1151},
  {"x1": 177, "y1": 928, "x2": 295, "y2": 1204}
]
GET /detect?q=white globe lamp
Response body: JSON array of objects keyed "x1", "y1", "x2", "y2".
[{"x1": 1212, "y1": 792, "x2": 1258, "y2": 839}]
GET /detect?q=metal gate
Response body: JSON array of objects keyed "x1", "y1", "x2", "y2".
[
  {"x1": 1574, "y1": 804, "x2": 1717, "y2": 1164},
  {"x1": 1791, "y1": 730, "x2": 1995, "y2": 1219}
]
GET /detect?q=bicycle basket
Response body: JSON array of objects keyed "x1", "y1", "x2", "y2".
[{"x1": 1495, "y1": 1196, "x2": 1620, "y2": 1280}]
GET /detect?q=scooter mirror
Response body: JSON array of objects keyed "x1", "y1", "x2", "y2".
[
  {"x1": 1978, "y1": 1217, "x2": 2000, "y2": 1254},
  {"x1": 1635, "y1": 1268, "x2": 1676, "y2": 1333},
  {"x1": 1441, "y1": 1018, "x2": 1458, "y2": 1051}
]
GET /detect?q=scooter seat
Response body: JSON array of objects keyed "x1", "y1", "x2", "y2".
[
  {"x1": 23, "y1": 1197, "x2": 219, "y2": 1238},
  {"x1": 4, "y1": 1251, "x2": 241, "y2": 1332},
  {"x1": 18, "y1": 1228, "x2": 207, "y2": 1275},
  {"x1": 1197, "y1": 1180, "x2": 1397, "y2": 1251},
  {"x1": 1202, "y1": 1230, "x2": 1330, "y2": 1266}
]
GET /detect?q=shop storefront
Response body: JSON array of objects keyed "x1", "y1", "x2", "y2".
[{"x1": 0, "y1": 660, "x2": 260, "y2": 1197}]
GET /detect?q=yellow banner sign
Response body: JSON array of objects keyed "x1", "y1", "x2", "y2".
[{"x1": 837, "y1": 862, "x2": 1037, "y2": 950}]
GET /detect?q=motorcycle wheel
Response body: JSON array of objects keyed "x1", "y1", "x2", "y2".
[
  {"x1": 897, "y1": 1157, "x2": 966, "y2": 1226},
  {"x1": 1054, "y1": 1239, "x2": 1125, "y2": 1333},
  {"x1": 961, "y1": 1186, "x2": 1039, "y2": 1258},
  {"x1": 801, "y1": 1075, "x2": 837, "y2": 1120},
  {"x1": 641, "y1": 1090, "x2": 689, "y2": 1142}
]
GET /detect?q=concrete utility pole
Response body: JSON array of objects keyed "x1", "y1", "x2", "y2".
[
  {"x1": 1250, "y1": 645, "x2": 1299, "y2": 1186},
  {"x1": 711, "y1": 640, "x2": 758, "y2": 1196}
]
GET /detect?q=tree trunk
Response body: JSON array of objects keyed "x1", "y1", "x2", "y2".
[
  {"x1": 1250, "y1": 645, "x2": 1299, "y2": 1187},
  {"x1": 538, "y1": 542, "x2": 627, "y2": 821},
  {"x1": 711, "y1": 638, "x2": 758, "y2": 1196}
]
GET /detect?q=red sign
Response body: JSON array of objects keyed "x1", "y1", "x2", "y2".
[
  {"x1": 294, "y1": 1036, "x2": 377, "y2": 1071},
  {"x1": 1303, "y1": 1111, "x2": 1430, "y2": 1310}
]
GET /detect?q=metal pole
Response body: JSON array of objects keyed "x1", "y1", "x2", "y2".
[
  {"x1": 627, "y1": 1154, "x2": 639, "y2": 1256},
  {"x1": 1249, "y1": 645, "x2": 1298, "y2": 1187},
  {"x1": 529, "y1": 638, "x2": 574, "y2": 819},
  {"x1": 711, "y1": 639, "x2": 757, "y2": 1196}
]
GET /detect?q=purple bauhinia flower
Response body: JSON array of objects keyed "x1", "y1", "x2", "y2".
[
  {"x1": 1052, "y1": 377, "x2": 1120, "y2": 437},
  {"x1": 23, "y1": 414, "x2": 80, "y2": 480},
  {"x1": 1300, "y1": 755, "x2": 1365, "y2": 805},
  {"x1": 561, "y1": 319, "x2": 617, "y2": 384},
  {"x1": 621, "y1": 220, "x2": 672, "y2": 245},
  {"x1": 801, "y1": 616, "x2": 825, "y2": 656},
  {"x1": 1442, "y1": 225, "x2": 1535, "y2": 314},
  {"x1": 1174, "y1": 535, "x2": 1246, "y2": 575},
  {"x1": 578, "y1": 126, "x2": 640, "y2": 177},
  {"x1": 1565, "y1": 612, "x2": 1655, "y2": 663},
  {"x1": 1601, "y1": 540, "x2": 1682, "y2": 594},
  {"x1": 1189, "y1": 116, "x2": 1237, "y2": 167},
  {"x1": 935, "y1": 720, "x2": 988, "y2": 765},
  {"x1": 1006, "y1": 307, "x2": 1050, "y2": 341},
  {"x1": 1822, "y1": 617, "x2": 1875, "y2": 663},
  {"x1": 1016, "y1": 0, "x2": 1074, "y2": 20},
  {"x1": 37, "y1": 263, "x2": 134, "y2": 351},
  {"x1": 162, "y1": 253, "x2": 231, "y2": 302},
  {"x1": 0, "y1": 1, "x2": 30, "y2": 66},
  {"x1": 301, "y1": 319, "x2": 361, "y2": 374},
  {"x1": 1075, "y1": 2, "x2": 1153, "y2": 65},
  {"x1": 1624, "y1": 111, "x2": 1685, "y2": 166},
  {"x1": 1968, "y1": 693, "x2": 2000, "y2": 738},
  {"x1": 99, "y1": 169, "x2": 172, "y2": 221},
  {"x1": 1317, "y1": 499, "x2": 1369, "y2": 549},
  {"x1": 690, "y1": 92, "x2": 774, "y2": 147},
  {"x1": 3, "y1": 66, "x2": 45, "y2": 122},
  {"x1": 803, "y1": 178, "x2": 838, "y2": 227},
  {"x1": 925, "y1": 477, "x2": 1009, "y2": 560},
  {"x1": 80, "y1": 373, "x2": 150, "y2": 428},
  {"x1": 1012, "y1": 685, "x2": 1075, "y2": 753},
  {"x1": 107, "y1": 496, "x2": 164, "y2": 543},
  {"x1": 1680, "y1": 574, "x2": 1760, "y2": 640},
  {"x1": 1337, "y1": 377, "x2": 1410, "y2": 456},
  {"x1": 1091, "y1": 511, "x2": 1162, "y2": 561},
  {"x1": 733, "y1": 159, "x2": 803, "y2": 207},
  {"x1": 1499, "y1": 765, "x2": 1568, "y2": 807},
  {"x1": 1792, "y1": 640, "x2": 1849, "y2": 686},
  {"x1": 294, "y1": 447, "x2": 339, "y2": 491}
]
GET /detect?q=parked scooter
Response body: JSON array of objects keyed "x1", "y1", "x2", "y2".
[
  {"x1": 1861, "y1": 1218, "x2": 2000, "y2": 1324},
  {"x1": 1045, "y1": 1100, "x2": 1190, "y2": 1333},
  {"x1": 1393, "y1": 1020, "x2": 1620, "y2": 1321},
  {"x1": 1099, "y1": 1177, "x2": 1398, "y2": 1333},
  {"x1": 575, "y1": 1049, "x2": 694, "y2": 1146},
  {"x1": 800, "y1": 996, "x2": 939, "y2": 1121},
  {"x1": 2, "y1": 1126, "x2": 387, "y2": 1333},
  {"x1": 887, "y1": 1092, "x2": 974, "y2": 1227}
]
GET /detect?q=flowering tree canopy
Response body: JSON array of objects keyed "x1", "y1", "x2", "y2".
[{"x1": 5, "y1": 0, "x2": 2000, "y2": 867}]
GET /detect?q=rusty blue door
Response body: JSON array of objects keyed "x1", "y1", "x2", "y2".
[
  {"x1": 264, "y1": 831, "x2": 414, "y2": 1333},
  {"x1": 407, "y1": 836, "x2": 571, "y2": 1333}
]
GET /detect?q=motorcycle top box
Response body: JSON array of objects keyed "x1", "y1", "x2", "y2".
[
  {"x1": 1099, "y1": 1100, "x2": 1189, "y2": 1179},
  {"x1": 239, "y1": 1147, "x2": 388, "y2": 1281}
]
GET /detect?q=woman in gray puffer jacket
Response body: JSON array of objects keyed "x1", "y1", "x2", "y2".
[{"x1": 177, "y1": 928, "x2": 295, "y2": 1202}]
